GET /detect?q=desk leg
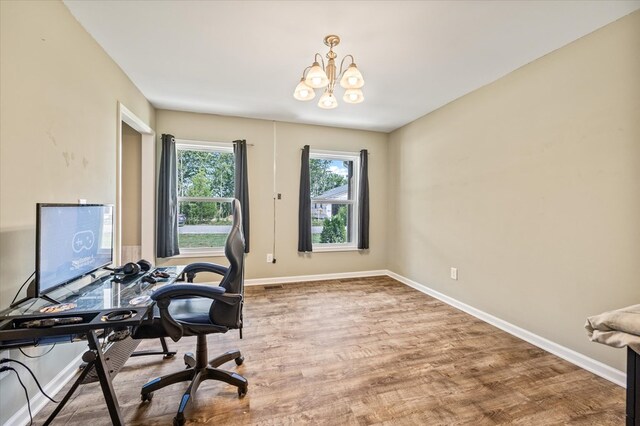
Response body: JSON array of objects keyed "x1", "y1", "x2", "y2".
[
  {"x1": 131, "y1": 336, "x2": 176, "y2": 359},
  {"x1": 43, "y1": 360, "x2": 93, "y2": 426},
  {"x1": 628, "y1": 347, "x2": 639, "y2": 426},
  {"x1": 87, "y1": 330, "x2": 125, "y2": 426}
]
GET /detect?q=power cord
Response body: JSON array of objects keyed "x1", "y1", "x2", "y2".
[
  {"x1": 0, "y1": 358, "x2": 59, "y2": 403},
  {"x1": 19, "y1": 344, "x2": 56, "y2": 359},
  {"x1": 10, "y1": 271, "x2": 35, "y2": 305},
  {"x1": 0, "y1": 366, "x2": 33, "y2": 425}
]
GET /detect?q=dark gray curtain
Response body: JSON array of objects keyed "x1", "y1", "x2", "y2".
[
  {"x1": 233, "y1": 139, "x2": 250, "y2": 253},
  {"x1": 347, "y1": 161, "x2": 354, "y2": 246},
  {"x1": 156, "y1": 134, "x2": 180, "y2": 258},
  {"x1": 358, "y1": 149, "x2": 370, "y2": 250},
  {"x1": 298, "y1": 145, "x2": 312, "y2": 252}
]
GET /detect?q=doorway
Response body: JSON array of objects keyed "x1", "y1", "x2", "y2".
[
  {"x1": 121, "y1": 123, "x2": 142, "y2": 263},
  {"x1": 116, "y1": 103, "x2": 155, "y2": 265}
]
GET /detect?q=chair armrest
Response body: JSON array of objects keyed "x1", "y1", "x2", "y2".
[
  {"x1": 152, "y1": 284, "x2": 225, "y2": 300},
  {"x1": 151, "y1": 284, "x2": 243, "y2": 342},
  {"x1": 152, "y1": 284, "x2": 242, "y2": 306},
  {"x1": 182, "y1": 262, "x2": 229, "y2": 283}
]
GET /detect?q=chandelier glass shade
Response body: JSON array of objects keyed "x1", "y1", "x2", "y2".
[
  {"x1": 340, "y1": 64, "x2": 364, "y2": 89},
  {"x1": 294, "y1": 78, "x2": 316, "y2": 101},
  {"x1": 318, "y1": 91, "x2": 338, "y2": 109},
  {"x1": 294, "y1": 35, "x2": 365, "y2": 109},
  {"x1": 305, "y1": 62, "x2": 329, "y2": 88},
  {"x1": 343, "y1": 88, "x2": 364, "y2": 104}
]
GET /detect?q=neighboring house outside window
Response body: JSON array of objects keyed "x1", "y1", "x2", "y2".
[
  {"x1": 176, "y1": 140, "x2": 234, "y2": 254},
  {"x1": 310, "y1": 150, "x2": 360, "y2": 249}
]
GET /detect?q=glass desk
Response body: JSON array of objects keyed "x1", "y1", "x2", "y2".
[
  {"x1": 2, "y1": 266, "x2": 183, "y2": 316},
  {"x1": 0, "y1": 266, "x2": 183, "y2": 346},
  {"x1": 0, "y1": 265, "x2": 184, "y2": 426}
]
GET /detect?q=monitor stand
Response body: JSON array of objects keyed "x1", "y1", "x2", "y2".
[
  {"x1": 40, "y1": 294, "x2": 59, "y2": 305},
  {"x1": 10, "y1": 279, "x2": 59, "y2": 308}
]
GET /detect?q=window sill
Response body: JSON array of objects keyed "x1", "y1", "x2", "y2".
[
  {"x1": 312, "y1": 245, "x2": 360, "y2": 253},
  {"x1": 171, "y1": 249, "x2": 226, "y2": 259}
]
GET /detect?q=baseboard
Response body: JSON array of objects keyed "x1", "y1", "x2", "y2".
[
  {"x1": 385, "y1": 270, "x2": 626, "y2": 388},
  {"x1": 249, "y1": 268, "x2": 625, "y2": 386},
  {"x1": 5, "y1": 353, "x2": 83, "y2": 426},
  {"x1": 244, "y1": 269, "x2": 388, "y2": 286},
  {"x1": 4, "y1": 268, "x2": 624, "y2": 425}
]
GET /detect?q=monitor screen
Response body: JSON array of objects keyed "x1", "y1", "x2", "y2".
[{"x1": 36, "y1": 204, "x2": 113, "y2": 295}]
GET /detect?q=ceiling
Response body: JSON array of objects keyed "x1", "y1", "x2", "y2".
[{"x1": 63, "y1": 1, "x2": 639, "y2": 133}]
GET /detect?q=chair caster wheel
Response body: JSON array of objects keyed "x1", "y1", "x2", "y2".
[
  {"x1": 173, "y1": 413, "x2": 185, "y2": 426},
  {"x1": 184, "y1": 353, "x2": 196, "y2": 369},
  {"x1": 235, "y1": 356, "x2": 244, "y2": 366},
  {"x1": 141, "y1": 392, "x2": 153, "y2": 402},
  {"x1": 238, "y1": 385, "x2": 248, "y2": 398}
]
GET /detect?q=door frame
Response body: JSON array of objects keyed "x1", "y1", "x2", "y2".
[{"x1": 116, "y1": 102, "x2": 155, "y2": 265}]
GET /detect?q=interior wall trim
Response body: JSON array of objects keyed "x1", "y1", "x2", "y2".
[
  {"x1": 244, "y1": 270, "x2": 388, "y2": 286},
  {"x1": 116, "y1": 102, "x2": 156, "y2": 266},
  {"x1": 385, "y1": 270, "x2": 626, "y2": 388},
  {"x1": 5, "y1": 352, "x2": 83, "y2": 426}
]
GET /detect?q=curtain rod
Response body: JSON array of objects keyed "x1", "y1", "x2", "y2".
[
  {"x1": 177, "y1": 137, "x2": 254, "y2": 146},
  {"x1": 300, "y1": 148, "x2": 370, "y2": 154}
]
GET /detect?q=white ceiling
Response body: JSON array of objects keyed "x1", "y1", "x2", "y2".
[{"x1": 64, "y1": 1, "x2": 639, "y2": 133}]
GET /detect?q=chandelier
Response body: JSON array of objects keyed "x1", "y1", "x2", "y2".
[{"x1": 293, "y1": 35, "x2": 365, "y2": 109}]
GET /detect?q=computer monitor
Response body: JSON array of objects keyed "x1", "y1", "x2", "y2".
[{"x1": 35, "y1": 203, "x2": 114, "y2": 296}]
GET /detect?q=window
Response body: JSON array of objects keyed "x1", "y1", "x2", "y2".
[
  {"x1": 310, "y1": 150, "x2": 360, "y2": 249},
  {"x1": 176, "y1": 141, "x2": 234, "y2": 252}
]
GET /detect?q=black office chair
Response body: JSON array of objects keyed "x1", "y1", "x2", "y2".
[{"x1": 133, "y1": 199, "x2": 247, "y2": 426}]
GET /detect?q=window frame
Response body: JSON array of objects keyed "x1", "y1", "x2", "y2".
[
  {"x1": 309, "y1": 149, "x2": 360, "y2": 251},
  {"x1": 175, "y1": 139, "x2": 235, "y2": 256}
]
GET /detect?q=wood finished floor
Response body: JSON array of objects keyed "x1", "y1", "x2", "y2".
[{"x1": 36, "y1": 276, "x2": 624, "y2": 425}]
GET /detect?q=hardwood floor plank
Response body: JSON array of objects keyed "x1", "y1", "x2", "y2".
[{"x1": 34, "y1": 277, "x2": 624, "y2": 425}]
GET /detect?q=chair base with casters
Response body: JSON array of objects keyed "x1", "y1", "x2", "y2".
[
  {"x1": 137, "y1": 199, "x2": 247, "y2": 425},
  {"x1": 140, "y1": 335, "x2": 248, "y2": 426}
]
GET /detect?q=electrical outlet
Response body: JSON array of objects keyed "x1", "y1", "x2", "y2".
[
  {"x1": 266, "y1": 253, "x2": 273, "y2": 263},
  {"x1": 78, "y1": 199, "x2": 87, "y2": 205},
  {"x1": 450, "y1": 267, "x2": 458, "y2": 280}
]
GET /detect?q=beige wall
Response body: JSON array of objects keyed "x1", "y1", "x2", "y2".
[
  {"x1": 388, "y1": 11, "x2": 640, "y2": 371},
  {"x1": 121, "y1": 123, "x2": 142, "y2": 247},
  {"x1": 0, "y1": 1, "x2": 154, "y2": 423},
  {"x1": 155, "y1": 110, "x2": 389, "y2": 279},
  {"x1": 0, "y1": 3, "x2": 636, "y2": 423}
]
